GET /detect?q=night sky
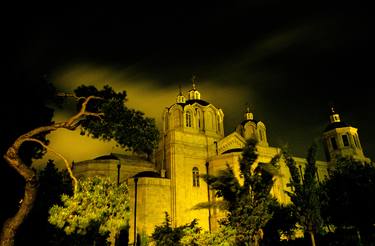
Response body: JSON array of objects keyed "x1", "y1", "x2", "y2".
[{"x1": 3, "y1": 2, "x2": 375, "y2": 166}]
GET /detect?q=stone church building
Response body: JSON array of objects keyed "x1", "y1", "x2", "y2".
[{"x1": 72, "y1": 83, "x2": 370, "y2": 243}]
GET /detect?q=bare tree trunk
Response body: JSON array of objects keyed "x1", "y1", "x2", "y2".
[
  {"x1": 0, "y1": 153, "x2": 37, "y2": 246},
  {"x1": 309, "y1": 231, "x2": 316, "y2": 246}
]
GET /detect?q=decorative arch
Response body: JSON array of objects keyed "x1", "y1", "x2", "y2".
[
  {"x1": 185, "y1": 110, "x2": 192, "y2": 127},
  {"x1": 217, "y1": 115, "x2": 221, "y2": 133},
  {"x1": 163, "y1": 110, "x2": 169, "y2": 131},
  {"x1": 205, "y1": 110, "x2": 214, "y2": 130},
  {"x1": 196, "y1": 108, "x2": 203, "y2": 130},
  {"x1": 173, "y1": 109, "x2": 181, "y2": 128}
]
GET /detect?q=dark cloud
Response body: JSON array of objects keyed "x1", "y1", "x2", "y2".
[{"x1": 4, "y1": 2, "x2": 375, "y2": 161}]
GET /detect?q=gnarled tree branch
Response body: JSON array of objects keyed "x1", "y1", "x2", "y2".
[
  {"x1": 25, "y1": 138, "x2": 78, "y2": 194},
  {"x1": 1, "y1": 94, "x2": 104, "y2": 246}
]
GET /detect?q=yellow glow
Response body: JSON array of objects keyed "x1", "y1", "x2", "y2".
[{"x1": 34, "y1": 63, "x2": 250, "y2": 169}]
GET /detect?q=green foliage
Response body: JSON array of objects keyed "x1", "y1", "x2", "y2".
[
  {"x1": 204, "y1": 139, "x2": 280, "y2": 245},
  {"x1": 74, "y1": 85, "x2": 159, "y2": 158},
  {"x1": 151, "y1": 212, "x2": 197, "y2": 246},
  {"x1": 283, "y1": 144, "x2": 323, "y2": 245},
  {"x1": 181, "y1": 224, "x2": 237, "y2": 246},
  {"x1": 321, "y1": 158, "x2": 375, "y2": 245},
  {"x1": 261, "y1": 203, "x2": 298, "y2": 245},
  {"x1": 49, "y1": 176, "x2": 130, "y2": 245}
]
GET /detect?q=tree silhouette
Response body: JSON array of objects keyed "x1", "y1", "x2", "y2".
[
  {"x1": 0, "y1": 85, "x2": 159, "y2": 246},
  {"x1": 203, "y1": 139, "x2": 280, "y2": 246},
  {"x1": 283, "y1": 144, "x2": 323, "y2": 246},
  {"x1": 321, "y1": 157, "x2": 375, "y2": 245},
  {"x1": 151, "y1": 212, "x2": 198, "y2": 246}
]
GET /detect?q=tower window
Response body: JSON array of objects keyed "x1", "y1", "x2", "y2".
[
  {"x1": 192, "y1": 167, "x2": 200, "y2": 187},
  {"x1": 342, "y1": 134, "x2": 349, "y2": 147},
  {"x1": 173, "y1": 110, "x2": 181, "y2": 128},
  {"x1": 330, "y1": 137, "x2": 338, "y2": 150},
  {"x1": 217, "y1": 117, "x2": 221, "y2": 132},
  {"x1": 353, "y1": 135, "x2": 359, "y2": 147},
  {"x1": 354, "y1": 134, "x2": 361, "y2": 149},
  {"x1": 186, "y1": 111, "x2": 192, "y2": 127},
  {"x1": 259, "y1": 130, "x2": 263, "y2": 141}
]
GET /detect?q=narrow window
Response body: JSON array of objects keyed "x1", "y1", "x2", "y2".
[
  {"x1": 173, "y1": 110, "x2": 181, "y2": 128},
  {"x1": 192, "y1": 167, "x2": 200, "y2": 187},
  {"x1": 217, "y1": 117, "x2": 221, "y2": 132},
  {"x1": 353, "y1": 135, "x2": 358, "y2": 147},
  {"x1": 355, "y1": 135, "x2": 361, "y2": 149},
  {"x1": 330, "y1": 137, "x2": 338, "y2": 150},
  {"x1": 196, "y1": 109, "x2": 202, "y2": 130},
  {"x1": 342, "y1": 134, "x2": 349, "y2": 147},
  {"x1": 259, "y1": 130, "x2": 263, "y2": 141},
  {"x1": 186, "y1": 111, "x2": 192, "y2": 127}
]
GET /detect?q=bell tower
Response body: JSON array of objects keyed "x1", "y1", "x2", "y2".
[
  {"x1": 235, "y1": 106, "x2": 269, "y2": 147},
  {"x1": 322, "y1": 107, "x2": 369, "y2": 162},
  {"x1": 156, "y1": 78, "x2": 224, "y2": 229}
]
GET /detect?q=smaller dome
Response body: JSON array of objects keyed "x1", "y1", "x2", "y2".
[
  {"x1": 324, "y1": 121, "x2": 350, "y2": 132},
  {"x1": 185, "y1": 99, "x2": 210, "y2": 106},
  {"x1": 187, "y1": 76, "x2": 201, "y2": 100},
  {"x1": 244, "y1": 107, "x2": 254, "y2": 120},
  {"x1": 324, "y1": 106, "x2": 349, "y2": 132},
  {"x1": 176, "y1": 85, "x2": 186, "y2": 103}
]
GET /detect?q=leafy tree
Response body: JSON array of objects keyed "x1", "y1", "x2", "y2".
[
  {"x1": 74, "y1": 85, "x2": 159, "y2": 159},
  {"x1": 261, "y1": 203, "x2": 297, "y2": 246},
  {"x1": 151, "y1": 212, "x2": 197, "y2": 246},
  {"x1": 283, "y1": 144, "x2": 323, "y2": 246},
  {"x1": 49, "y1": 176, "x2": 130, "y2": 246},
  {"x1": 180, "y1": 224, "x2": 237, "y2": 246},
  {"x1": 203, "y1": 139, "x2": 280, "y2": 246},
  {"x1": 1, "y1": 85, "x2": 159, "y2": 246},
  {"x1": 321, "y1": 157, "x2": 375, "y2": 245}
]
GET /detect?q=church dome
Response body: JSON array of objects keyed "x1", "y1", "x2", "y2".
[
  {"x1": 240, "y1": 107, "x2": 259, "y2": 125},
  {"x1": 324, "y1": 121, "x2": 350, "y2": 132},
  {"x1": 176, "y1": 76, "x2": 211, "y2": 107},
  {"x1": 324, "y1": 107, "x2": 350, "y2": 132},
  {"x1": 187, "y1": 76, "x2": 201, "y2": 100},
  {"x1": 184, "y1": 99, "x2": 210, "y2": 106}
]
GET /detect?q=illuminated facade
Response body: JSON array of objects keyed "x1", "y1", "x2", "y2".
[{"x1": 73, "y1": 83, "x2": 370, "y2": 243}]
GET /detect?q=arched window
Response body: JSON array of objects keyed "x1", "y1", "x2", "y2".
[
  {"x1": 217, "y1": 116, "x2": 221, "y2": 132},
  {"x1": 186, "y1": 111, "x2": 192, "y2": 127},
  {"x1": 259, "y1": 129, "x2": 263, "y2": 141},
  {"x1": 192, "y1": 167, "x2": 200, "y2": 187},
  {"x1": 205, "y1": 111, "x2": 213, "y2": 130},
  {"x1": 173, "y1": 110, "x2": 181, "y2": 128},
  {"x1": 196, "y1": 109, "x2": 202, "y2": 130},
  {"x1": 330, "y1": 137, "x2": 338, "y2": 150},
  {"x1": 342, "y1": 134, "x2": 349, "y2": 147}
]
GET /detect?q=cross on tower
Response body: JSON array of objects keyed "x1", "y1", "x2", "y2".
[{"x1": 192, "y1": 75, "x2": 197, "y2": 90}]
